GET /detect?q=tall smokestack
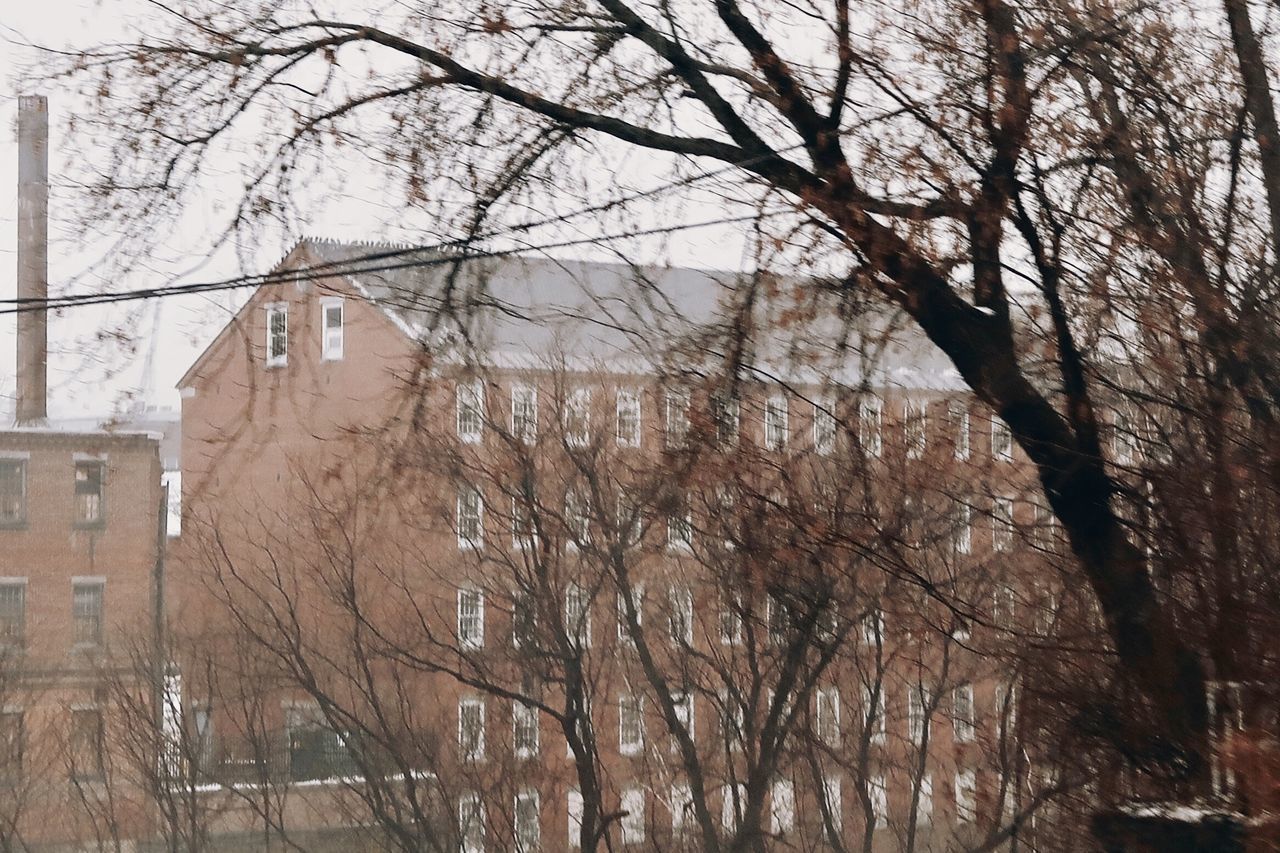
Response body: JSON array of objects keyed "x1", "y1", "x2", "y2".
[{"x1": 16, "y1": 95, "x2": 48, "y2": 424}]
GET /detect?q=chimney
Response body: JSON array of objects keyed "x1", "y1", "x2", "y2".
[{"x1": 15, "y1": 95, "x2": 48, "y2": 424}]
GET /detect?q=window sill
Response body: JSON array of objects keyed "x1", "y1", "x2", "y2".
[
  {"x1": 72, "y1": 521, "x2": 106, "y2": 532},
  {"x1": 0, "y1": 521, "x2": 26, "y2": 532},
  {"x1": 265, "y1": 360, "x2": 288, "y2": 370}
]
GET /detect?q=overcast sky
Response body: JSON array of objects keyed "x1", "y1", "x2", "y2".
[{"x1": 0, "y1": 1, "x2": 763, "y2": 422}]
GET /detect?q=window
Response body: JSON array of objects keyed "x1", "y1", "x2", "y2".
[
  {"x1": 0, "y1": 582, "x2": 24, "y2": 648},
  {"x1": 0, "y1": 711, "x2": 22, "y2": 784},
  {"x1": 567, "y1": 789, "x2": 584, "y2": 849},
  {"x1": 918, "y1": 773, "x2": 934, "y2": 824},
  {"x1": 859, "y1": 397, "x2": 883, "y2": 457},
  {"x1": 667, "y1": 503, "x2": 692, "y2": 551},
  {"x1": 955, "y1": 769, "x2": 977, "y2": 822},
  {"x1": 565, "y1": 389, "x2": 591, "y2": 447},
  {"x1": 768, "y1": 593, "x2": 789, "y2": 646},
  {"x1": 719, "y1": 593, "x2": 742, "y2": 645},
  {"x1": 722, "y1": 783, "x2": 744, "y2": 831},
  {"x1": 995, "y1": 681, "x2": 1018, "y2": 737},
  {"x1": 863, "y1": 686, "x2": 886, "y2": 745},
  {"x1": 513, "y1": 701, "x2": 539, "y2": 759},
  {"x1": 993, "y1": 583, "x2": 1016, "y2": 627},
  {"x1": 813, "y1": 400, "x2": 836, "y2": 455},
  {"x1": 0, "y1": 461, "x2": 25, "y2": 525},
  {"x1": 457, "y1": 486, "x2": 484, "y2": 549},
  {"x1": 74, "y1": 461, "x2": 105, "y2": 526},
  {"x1": 620, "y1": 787, "x2": 645, "y2": 844},
  {"x1": 457, "y1": 380, "x2": 485, "y2": 443},
  {"x1": 265, "y1": 303, "x2": 288, "y2": 367},
  {"x1": 953, "y1": 684, "x2": 975, "y2": 743},
  {"x1": 511, "y1": 497, "x2": 535, "y2": 549},
  {"x1": 511, "y1": 385, "x2": 537, "y2": 443},
  {"x1": 1113, "y1": 409, "x2": 1137, "y2": 464},
  {"x1": 822, "y1": 775, "x2": 843, "y2": 835},
  {"x1": 564, "y1": 490, "x2": 590, "y2": 549},
  {"x1": 670, "y1": 782, "x2": 693, "y2": 833},
  {"x1": 770, "y1": 778, "x2": 795, "y2": 834},
  {"x1": 458, "y1": 698, "x2": 485, "y2": 762},
  {"x1": 671, "y1": 692, "x2": 694, "y2": 749},
  {"x1": 904, "y1": 401, "x2": 927, "y2": 459},
  {"x1": 711, "y1": 392, "x2": 740, "y2": 448},
  {"x1": 869, "y1": 774, "x2": 888, "y2": 828},
  {"x1": 665, "y1": 391, "x2": 689, "y2": 448},
  {"x1": 618, "y1": 693, "x2": 644, "y2": 756},
  {"x1": 616, "y1": 585, "x2": 643, "y2": 645},
  {"x1": 564, "y1": 584, "x2": 591, "y2": 648},
  {"x1": 512, "y1": 591, "x2": 536, "y2": 649},
  {"x1": 909, "y1": 684, "x2": 929, "y2": 746},
  {"x1": 458, "y1": 588, "x2": 485, "y2": 649},
  {"x1": 952, "y1": 500, "x2": 972, "y2": 555},
  {"x1": 514, "y1": 790, "x2": 540, "y2": 853},
  {"x1": 861, "y1": 608, "x2": 884, "y2": 646},
  {"x1": 459, "y1": 792, "x2": 485, "y2": 853},
  {"x1": 70, "y1": 708, "x2": 104, "y2": 782},
  {"x1": 764, "y1": 396, "x2": 788, "y2": 451},
  {"x1": 615, "y1": 492, "x2": 640, "y2": 549},
  {"x1": 320, "y1": 298, "x2": 343, "y2": 360},
  {"x1": 719, "y1": 690, "x2": 744, "y2": 752},
  {"x1": 816, "y1": 686, "x2": 841, "y2": 747},
  {"x1": 615, "y1": 390, "x2": 641, "y2": 447},
  {"x1": 72, "y1": 581, "x2": 104, "y2": 646},
  {"x1": 991, "y1": 414, "x2": 1013, "y2": 461},
  {"x1": 992, "y1": 496, "x2": 1014, "y2": 551},
  {"x1": 668, "y1": 586, "x2": 693, "y2": 645},
  {"x1": 952, "y1": 402, "x2": 971, "y2": 460},
  {"x1": 1034, "y1": 500, "x2": 1057, "y2": 551}
]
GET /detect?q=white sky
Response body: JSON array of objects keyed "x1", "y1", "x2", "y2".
[{"x1": 0, "y1": 1, "x2": 762, "y2": 421}]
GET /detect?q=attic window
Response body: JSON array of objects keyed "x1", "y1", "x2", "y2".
[
  {"x1": 321, "y1": 298, "x2": 343, "y2": 361},
  {"x1": 265, "y1": 303, "x2": 288, "y2": 367}
]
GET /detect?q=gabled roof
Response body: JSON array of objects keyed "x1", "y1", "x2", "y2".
[{"x1": 179, "y1": 237, "x2": 973, "y2": 393}]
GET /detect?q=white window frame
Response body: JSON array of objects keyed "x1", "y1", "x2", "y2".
[
  {"x1": 459, "y1": 792, "x2": 485, "y2": 853},
  {"x1": 816, "y1": 686, "x2": 841, "y2": 747},
  {"x1": 918, "y1": 773, "x2": 934, "y2": 824},
  {"x1": 564, "y1": 583, "x2": 591, "y2": 648},
  {"x1": 513, "y1": 701, "x2": 539, "y2": 760},
  {"x1": 667, "y1": 505, "x2": 692, "y2": 552},
  {"x1": 955, "y1": 769, "x2": 977, "y2": 822},
  {"x1": 265, "y1": 302, "x2": 288, "y2": 367},
  {"x1": 565, "y1": 388, "x2": 591, "y2": 448},
  {"x1": 671, "y1": 691, "x2": 694, "y2": 749},
  {"x1": 514, "y1": 789, "x2": 540, "y2": 853},
  {"x1": 711, "y1": 391, "x2": 740, "y2": 448},
  {"x1": 457, "y1": 380, "x2": 485, "y2": 444},
  {"x1": 670, "y1": 782, "x2": 693, "y2": 833},
  {"x1": 859, "y1": 397, "x2": 883, "y2": 458},
  {"x1": 618, "y1": 693, "x2": 644, "y2": 756},
  {"x1": 822, "y1": 775, "x2": 843, "y2": 835},
  {"x1": 992, "y1": 495, "x2": 1014, "y2": 551},
  {"x1": 909, "y1": 684, "x2": 929, "y2": 746},
  {"x1": 320, "y1": 297, "x2": 344, "y2": 361},
  {"x1": 870, "y1": 774, "x2": 888, "y2": 828},
  {"x1": 864, "y1": 685, "x2": 886, "y2": 745},
  {"x1": 668, "y1": 585, "x2": 693, "y2": 645},
  {"x1": 719, "y1": 690, "x2": 744, "y2": 752},
  {"x1": 615, "y1": 390, "x2": 641, "y2": 448},
  {"x1": 457, "y1": 486, "x2": 484, "y2": 549},
  {"x1": 953, "y1": 684, "x2": 975, "y2": 743},
  {"x1": 567, "y1": 789, "x2": 584, "y2": 849},
  {"x1": 457, "y1": 587, "x2": 485, "y2": 649},
  {"x1": 813, "y1": 399, "x2": 836, "y2": 456},
  {"x1": 616, "y1": 584, "x2": 643, "y2": 646},
  {"x1": 861, "y1": 608, "x2": 885, "y2": 646},
  {"x1": 620, "y1": 787, "x2": 645, "y2": 845},
  {"x1": 764, "y1": 395, "x2": 789, "y2": 451},
  {"x1": 665, "y1": 390, "x2": 690, "y2": 448},
  {"x1": 511, "y1": 384, "x2": 538, "y2": 443},
  {"x1": 722, "y1": 783, "x2": 745, "y2": 832},
  {"x1": 952, "y1": 402, "x2": 970, "y2": 460},
  {"x1": 719, "y1": 593, "x2": 743, "y2": 645},
  {"x1": 904, "y1": 400, "x2": 928, "y2": 459},
  {"x1": 953, "y1": 500, "x2": 972, "y2": 555},
  {"x1": 511, "y1": 496, "x2": 535, "y2": 550},
  {"x1": 458, "y1": 697, "x2": 486, "y2": 762},
  {"x1": 991, "y1": 414, "x2": 1013, "y2": 461},
  {"x1": 564, "y1": 490, "x2": 590, "y2": 550},
  {"x1": 770, "y1": 778, "x2": 795, "y2": 835}
]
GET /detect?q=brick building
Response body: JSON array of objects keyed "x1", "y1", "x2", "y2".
[{"x1": 171, "y1": 238, "x2": 1080, "y2": 851}]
